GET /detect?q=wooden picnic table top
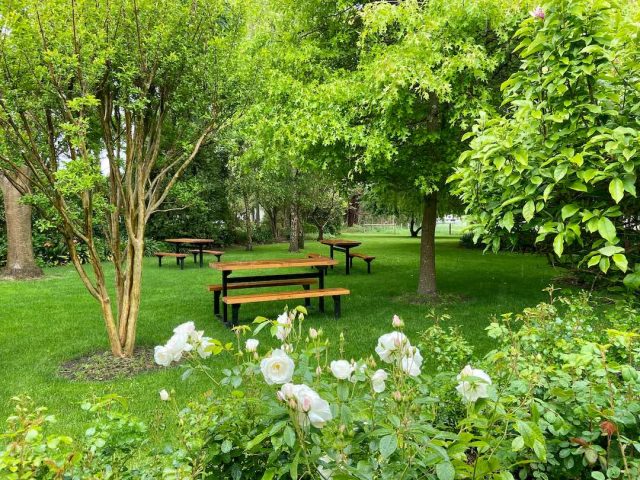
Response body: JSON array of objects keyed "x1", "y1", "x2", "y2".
[
  {"x1": 165, "y1": 238, "x2": 214, "y2": 244},
  {"x1": 210, "y1": 257, "x2": 338, "y2": 271},
  {"x1": 320, "y1": 239, "x2": 362, "y2": 247}
]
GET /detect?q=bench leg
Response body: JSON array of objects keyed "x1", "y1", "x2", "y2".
[
  {"x1": 332, "y1": 295, "x2": 341, "y2": 319},
  {"x1": 302, "y1": 284, "x2": 311, "y2": 308},
  {"x1": 180, "y1": 258, "x2": 184, "y2": 270},
  {"x1": 214, "y1": 291, "x2": 220, "y2": 316},
  {"x1": 367, "y1": 260, "x2": 371, "y2": 274},
  {"x1": 231, "y1": 304, "x2": 240, "y2": 327},
  {"x1": 158, "y1": 256, "x2": 162, "y2": 267},
  {"x1": 192, "y1": 252, "x2": 198, "y2": 263},
  {"x1": 215, "y1": 254, "x2": 222, "y2": 262}
]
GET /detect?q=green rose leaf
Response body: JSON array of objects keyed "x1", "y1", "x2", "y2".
[
  {"x1": 436, "y1": 461, "x2": 455, "y2": 480},
  {"x1": 379, "y1": 434, "x2": 398, "y2": 458}
]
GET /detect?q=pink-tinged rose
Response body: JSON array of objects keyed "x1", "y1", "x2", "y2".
[{"x1": 530, "y1": 6, "x2": 544, "y2": 19}]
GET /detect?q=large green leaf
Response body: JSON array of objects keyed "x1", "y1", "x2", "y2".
[
  {"x1": 522, "y1": 200, "x2": 535, "y2": 222},
  {"x1": 609, "y1": 178, "x2": 624, "y2": 203},
  {"x1": 597, "y1": 217, "x2": 617, "y2": 243}
]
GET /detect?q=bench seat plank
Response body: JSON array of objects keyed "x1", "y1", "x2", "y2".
[
  {"x1": 223, "y1": 287, "x2": 349, "y2": 305},
  {"x1": 190, "y1": 249, "x2": 225, "y2": 255},
  {"x1": 223, "y1": 288, "x2": 350, "y2": 325},
  {"x1": 208, "y1": 278, "x2": 317, "y2": 292},
  {"x1": 349, "y1": 252, "x2": 375, "y2": 260}
]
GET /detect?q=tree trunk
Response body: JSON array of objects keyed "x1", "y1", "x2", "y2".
[
  {"x1": 243, "y1": 192, "x2": 253, "y2": 251},
  {"x1": 0, "y1": 170, "x2": 42, "y2": 279},
  {"x1": 346, "y1": 194, "x2": 360, "y2": 227},
  {"x1": 298, "y1": 213, "x2": 305, "y2": 250},
  {"x1": 267, "y1": 207, "x2": 279, "y2": 241},
  {"x1": 409, "y1": 216, "x2": 422, "y2": 238},
  {"x1": 289, "y1": 202, "x2": 299, "y2": 252},
  {"x1": 417, "y1": 193, "x2": 437, "y2": 296},
  {"x1": 317, "y1": 225, "x2": 324, "y2": 241}
]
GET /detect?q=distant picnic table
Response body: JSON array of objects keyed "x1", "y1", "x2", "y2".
[
  {"x1": 319, "y1": 239, "x2": 362, "y2": 275},
  {"x1": 165, "y1": 238, "x2": 214, "y2": 268},
  {"x1": 210, "y1": 257, "x2": 347, "y2": 326}
]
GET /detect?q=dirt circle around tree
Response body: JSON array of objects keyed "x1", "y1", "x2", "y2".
[{"x1": 58, "y1": 347, "x2": 160, "y2": 382}]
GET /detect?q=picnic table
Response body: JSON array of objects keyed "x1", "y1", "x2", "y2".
[
  {"x1": 319, "y1": 239, "x2": 362, "y2": 275},
  {"x1": 211, "y1": 257, "x2": 339, "y2": 325},
  {"x1": 166, "y1": 238, "x2": 214, "y2": 268}
]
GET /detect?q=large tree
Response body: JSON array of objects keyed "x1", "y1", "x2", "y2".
[
  {"x1": 279, "y1": 0, "x2": 526, "y2": 296},
  {"x1": 0, "y1": 0, "x2": 248, "y2": 356},
  {"x1": 0, "y1": 169, "x2": 42, "y2": 278}
]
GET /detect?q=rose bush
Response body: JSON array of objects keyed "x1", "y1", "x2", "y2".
[{"x1": 2, "y1": 297, "x2": 639, "y2": 479}]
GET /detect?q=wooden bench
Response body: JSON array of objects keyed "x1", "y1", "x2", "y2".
[
  {"x1": 191, "y1": 249, "x2": 224, "y2": 263},
  {"x1": 348, "y1": 252, "x2": 375, "y2": 273},
  {"x1": 155, "y1": 252, "x2": 187, "y2": 269},
  {"x1": 223, "y1": 287, "x2": 350, "y2": 325},
  {"x1": 207, "y1": 278, "x2": 317, "y2": 316}
]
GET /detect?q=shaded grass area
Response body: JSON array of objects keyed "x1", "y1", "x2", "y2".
[{"x1": 0, "y1": 233, "x2": 559, "y2": 435}]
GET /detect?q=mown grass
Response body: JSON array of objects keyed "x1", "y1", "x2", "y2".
[{"x1": 0, "y1": 232, "x2": 560, "y2": 436}]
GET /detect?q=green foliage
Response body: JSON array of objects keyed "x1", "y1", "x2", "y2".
[
  {"x1": 4, "y1": 295, "x2": 639, "y2": 478},
  {"x1": 452, "y1": 0, "x2": 640, "y2": 287}
]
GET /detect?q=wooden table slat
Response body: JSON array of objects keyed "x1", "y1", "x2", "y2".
[{"x1": 210, "y1": 257, "x2": 337, "y2": 271}]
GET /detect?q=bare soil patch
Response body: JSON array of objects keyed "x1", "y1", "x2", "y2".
[{"x1": 58, "y1": 347, "x2": 159, "y2": 381}]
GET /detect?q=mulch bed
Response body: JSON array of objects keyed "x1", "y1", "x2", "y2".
[{"x1": 58, "y1": 347, "x2": 160, "y2": 382}]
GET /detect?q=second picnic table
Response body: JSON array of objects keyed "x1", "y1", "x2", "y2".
[
  {"x1": 319, "y1": 239, "x2": 362, "y2": 275},
  {"x1": 210, "y1": 257, "x2": 338, "y2": 325},
  {"x1": 165, "y1": 238, "x2": 214, "y2": 268}
]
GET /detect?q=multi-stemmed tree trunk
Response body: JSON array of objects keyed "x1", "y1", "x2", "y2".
[
  {"x1": 0, "y1": 169, "x2": 42, "y2": 279},
  {"x1": 0, "y1": 0, "x2": 242, "y2": 357},
  {"x1": 417, "y1": 193, "x2": 437, "y2": 296}
]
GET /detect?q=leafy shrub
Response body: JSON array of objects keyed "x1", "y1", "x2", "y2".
[
  {"x1": 2, "y1": 295, "x2": 639, "y2": 479},
  {"x1": 459, "y1": 232, "x2": 483, "y2": 249}
]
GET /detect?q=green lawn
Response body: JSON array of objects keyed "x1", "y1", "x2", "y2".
[{"x1": 0, "y1": 233, "x2": 559, "y2": 435}]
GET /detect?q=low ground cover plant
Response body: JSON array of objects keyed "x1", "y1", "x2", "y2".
[{"x1": 2, "y1": 293, "x2": 639, "y2": 479}]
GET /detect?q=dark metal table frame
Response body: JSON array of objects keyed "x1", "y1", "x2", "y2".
[
  {"x1": 321, "y1": 240, "x2": 362, "y2": 275},
  {"x1": 220, "y1": 268, "x2": 327, "y2": 326},
  {"x1": 212, "y1": 258, "x2": 336, "y2": 326},
  {"x1": 166, "y1": 239, "x2": 214, "y2": 268}
]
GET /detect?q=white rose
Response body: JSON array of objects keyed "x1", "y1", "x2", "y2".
[
  {"x1": 159, "y1": 389, "x2": 170, "y2": 401},
  {"x1": 196, "y1": 336, "x2": 213, "y2": 359},
  {"x1": 154, "y1": 345, "x2": 173, "y2": 367},
  {"x1": 309, "y1": 328, "x2": 318, "y2": 339},
  {"x1": 330, "y1": 360, "x2": 353, "y2": 380},
  {"x1": 275, "y1": 312, "x2": 292, "y2": 341},
  {"x1": 400, "y1": 348, "x2": 423, "y2": 377},
  {"x1": 290, "y1": 384, "x2": 333, "y2": 429},
  {"x1": 260, "y1": 349, "x2": 295, "y2": 385},
  {"x1": 173, "y1": 321, "x2": 196, "y2": 337},
  {"x1": 392, "y1": 314, "x2": 404, "y2": 328},
  {"x1": 245, "y1": 338, "x2": 259, "y2": 352},
  {"x1": 371, "y1": 369, "x2": 388, "y2": 393},
  {"x1": 375, "y1": 331, "x2": 411, "y2": 363},
  {"x1": 456, "y1": 365, "x2": 492, "y2": 403},
  {"x1": 165, "y1": 332, "x2": 193, "y2": 361}
]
